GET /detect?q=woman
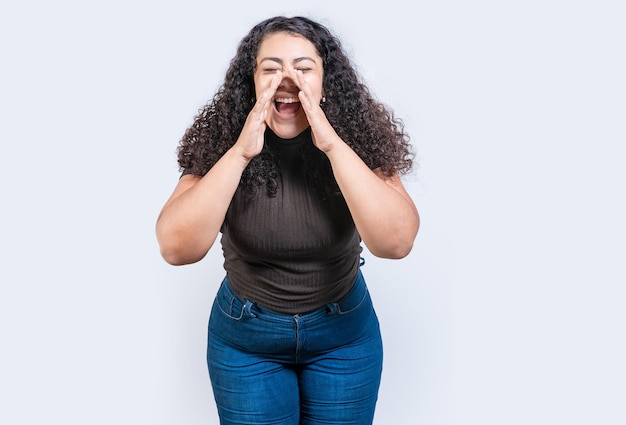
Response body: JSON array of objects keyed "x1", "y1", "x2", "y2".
[{"x1": 156, "y1": 15, "x2": 419, "y2": 425}]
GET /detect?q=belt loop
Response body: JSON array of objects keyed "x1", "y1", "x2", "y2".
[
  {"x1": 242, "y1": 300, "x2": 257, "y2": 318},
  {"x1": 326, "y1": 302, "x2": 339, "y2": 316}
]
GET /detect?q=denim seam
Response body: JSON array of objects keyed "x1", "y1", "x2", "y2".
[
  {"x1": 335, "y1": 289, "x2": 369, "y2": 315},
  {"x1": 216, "y1": 295, "x2": 246, "y2": 321}
]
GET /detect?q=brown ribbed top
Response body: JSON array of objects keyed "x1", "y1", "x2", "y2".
[{"x1": 220, "y1": 127, "x2": 362, "y2": 314}]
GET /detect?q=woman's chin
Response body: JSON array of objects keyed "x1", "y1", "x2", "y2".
[{"x1": 266, "y1": 116, "x2": 309, "y2": 139}]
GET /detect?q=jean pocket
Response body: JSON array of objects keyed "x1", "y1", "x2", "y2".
[
  {"x1": 332, "y1": 271, "x2": 369, "y2": 315},
  {"x1": 214, "y1": 278, "x2": 256, "y2": 321},
  {"x1": 335, "y1": 290, "x2": 368, "y2": 315}
]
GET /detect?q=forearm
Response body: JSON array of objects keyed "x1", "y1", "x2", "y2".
[
  {"x1": 156, "y1": 148, "x2": 250, "y2": 265},
  {"x1": 325, "y1": 139, "x2": 419, "y2": 258}
]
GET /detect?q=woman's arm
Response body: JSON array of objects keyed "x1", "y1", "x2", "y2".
[
  {"x1": 325, "y1": 141, "x2": 419, "y2": 258},
  {"x1": 293, "y1": 68, "x2": 419, "y2": 258},
  {"x1": 155, "y1": 150, "x2": 250, "y2": 265},
  {"x1": 156, "y1": 74, "x2": 282, "y2": 265}
]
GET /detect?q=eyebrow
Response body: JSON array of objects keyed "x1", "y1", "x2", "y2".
[{"x1": 259, "y1": 56, "x2": 317, "y2": 65}]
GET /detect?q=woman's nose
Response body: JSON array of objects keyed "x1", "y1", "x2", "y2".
[{"x1": 278, "y1": 76, "x2": 297, "y2": 89}]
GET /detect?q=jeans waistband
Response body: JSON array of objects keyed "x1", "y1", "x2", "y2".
[{"x1": 217, "y1": 268, "x2": 368, "y2": 321}]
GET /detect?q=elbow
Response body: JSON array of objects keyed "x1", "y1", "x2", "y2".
[
  {"x1": 367, "y1": 232, "x2": 416, "y2": 259},
  {"x1": 160, "y1": 246, "x2": 191, "y2": 266},
  {"x1": 368, "y1": 220, "x2": 419, "y2": 259},
  {"x1": 390, "y1": 240, "x2": 415, "y2": 259},
  {"x1": 158, "y1": 240, "x2": 191, "y2": 265},
  {"x1": 370, "y1": 239, "x2": 414, "y2": 259},
  {"x1": 159, "y1": 242, "x2": 206, "y2": 266},
  {"x1": 156, "y1": 224, "x2": 209, "y2": 266},
  {"x1": 160, "y1": 250, "x2": 184, "y2": 266}
]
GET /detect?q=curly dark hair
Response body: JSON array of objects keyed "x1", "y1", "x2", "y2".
[{"x1": 177, "y1": 16, "x2": 414, "y2": 199}]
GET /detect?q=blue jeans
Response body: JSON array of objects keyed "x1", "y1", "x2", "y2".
[{"x1": 207, "y1": 269, "x2": 383, "y2": 425}]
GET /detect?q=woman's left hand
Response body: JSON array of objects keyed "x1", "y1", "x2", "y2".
[
  {"x1": 290, "y1": 69, "x2": 339, "y2": 153},
  {"x1": 284, "y1": 69, "x2": 419, "y2": 258}
]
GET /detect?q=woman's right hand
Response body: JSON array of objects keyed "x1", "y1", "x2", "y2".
[
  {"x1": 157, "y1": 74, "x2": 282, "y2": 265},
  {"x1": 233, "y1": 72, "x2": 282, "y2": 161}
]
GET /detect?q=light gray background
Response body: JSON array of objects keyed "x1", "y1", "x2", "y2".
[{"x1": 1, "y1": 1, "x2": 624, "y2": 424}]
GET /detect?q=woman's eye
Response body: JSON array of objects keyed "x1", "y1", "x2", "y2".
[
  {"x1": 296, "y1": 68, "x2": 312, "y2": 72},
  {"x1": 263, "y1": 68, "x2": 281, "y2": 73}
]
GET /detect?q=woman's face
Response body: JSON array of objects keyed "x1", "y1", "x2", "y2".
[{"x1": 254, "y1": 31, "x2": 324, "y2": 139}]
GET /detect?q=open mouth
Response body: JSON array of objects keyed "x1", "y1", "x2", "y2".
[{"x1": 274, "y1": 97, "x2": 301, "y2": 115}]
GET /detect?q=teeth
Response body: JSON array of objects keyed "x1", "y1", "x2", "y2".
[{"x1": 274, "y1": 97, "x2": 299, "y2": 104}]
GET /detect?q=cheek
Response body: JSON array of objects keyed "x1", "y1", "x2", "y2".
[
  {"x1": 303, "y1": 74, "x2": 324, "y2": 95},
  {"x1": 253, "y1": 74, "x2": 272, "y2": 96}
]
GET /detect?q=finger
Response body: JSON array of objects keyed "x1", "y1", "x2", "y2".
[
  {"x1": 294, "y1": 68, "x2": 305, "y2": 87},
  {"x1": 257, "y1": 72, "x2": 282, "y2": 112},
  {"x1": 294, "y1": 70, "x2": 319, "y2": 110},
  {"x1": 288, "y1": 70, "x2": 306, "y2": 107},
  {"x1": 265, "y1": 71, "x2": 283, "y2": 98},
  {"x1": 294, "y1": 69, "x2": 310, "y2": 97},
  {"x1": 254, "y1": 72, "x2": 282, "y2": 106}
]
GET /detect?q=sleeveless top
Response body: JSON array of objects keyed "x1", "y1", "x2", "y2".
[{"x1": 220, "y1": 127, "x2": 362, "y2": 314}]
